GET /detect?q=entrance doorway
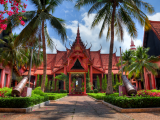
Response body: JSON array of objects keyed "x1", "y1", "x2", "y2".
[
  {"x1": 93, "y1": 80, "x2": 97, "y2": 89},
  {"x1": 156, "y1": 78, "x2": 160, "y2": 90}
]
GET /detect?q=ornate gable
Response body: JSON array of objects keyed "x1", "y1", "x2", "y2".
[{"x1": 67, "y1": 25, "x2": 89, "y2": 72}]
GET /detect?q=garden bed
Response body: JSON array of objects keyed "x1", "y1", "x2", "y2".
[
  {"x1": 44, "y1": 93, "x2": 68, "y2": 100},
  {"x1": 88, "y1": 92, "x2": 160, "y2": 112},
  {"x1": 0, "y1": 100, "x2": 50, "y2": 113}
]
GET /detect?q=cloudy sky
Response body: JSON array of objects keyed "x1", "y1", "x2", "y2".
[{"x1": 13, "y1": 0, "x2": 160, "y2": 56}]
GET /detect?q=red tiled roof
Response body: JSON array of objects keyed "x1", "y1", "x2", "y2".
[
  {"x1": 150, "y1": 20, "x2": 160, "y2": 40},
  {"x1": 90, "y1": 51, "x2": 102, "y2": 67},
  {"x1": 34, "y1": 70, "x2": 52, "y2": 75},
  {"x1": 22, "y1": 71, "x2": 35, "y2": 76},
  {"x1": 101, "y1": 54, "x2": 109, "y2": 69},
  {"x1": 104, "y1": 70, "x2": 119, "y2": 74},
  {"x1": 54, "y1": 51, "x2": 67, "y2": 67}
]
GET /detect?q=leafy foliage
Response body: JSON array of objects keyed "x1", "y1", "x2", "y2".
[
  {"x1": 96, "y1": 76, "x2": 100, "y2": 91},
  {"x1": 55, "y1": 73, "x2": 69, "y2": 92},
  {"x1": 36, "y1": 74, "x2": 40, "y2": 87},
  {"x1": 94, "y1": 89, "x2": 98, "y2": 93},
  {"x1": 86, "y1": 69, "x2": 92, "y2": 93},
  {"x1": 104, "y1": 95, "x2": 160, "y2": 108},
  {"x1": 45, "y1": 93, "x2": 68, "y2": 100},
  {"x1": 56, "y1": 80, "x2": 59, "y2": 91},
  {"x1": 52, "y1": 76, "x2": 55, "y2": 91},
  {"x1": 102, "y1": 74, "x2": 107, "y2": 91}
]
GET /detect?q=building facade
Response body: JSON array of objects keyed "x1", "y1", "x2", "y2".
[
  {"x1": 143, "y1": 20, "x2": 160, "y2": 90},
  {"x1": 23, "y1": 26, "x2": 141, "y2": 94}
]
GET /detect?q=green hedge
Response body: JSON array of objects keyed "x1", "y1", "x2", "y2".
[
  {"x1": 104, "y1": 96, "x2": 160, "y2": 108},
  {"x1": 88, "y1": 93, "x2": 107, "y2": 100},
  {"x1": 45, "y1": 93, "x2": 67, "y2": 100},
  {"x1": 0, "y1": 95, "x2": 48, "y2": 108}
]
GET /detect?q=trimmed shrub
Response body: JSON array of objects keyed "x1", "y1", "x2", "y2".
[
  {"x1": 0, "y1": 95, "x2": 48, "y2": 108},
  {"x1": 63, "y1": 90, "x2": 67, "y2": 93},
  {"x1": 89, "y1": 90, "x2": 93, "y2": 93},
  {"x1": 60, "y1": 89, "x2": 64, "y2": 93},
  {"x1": 104, "y1": 95, "x2": 160, "y2": 108},
  {"x1": 47, "y1": 93, "x2": 68, "y2": 100},
  {"x1": 88, "y1": 93, "x2": 106, "y2": 100},
  {"x1": 94, "y1": 89, "x2": 98, "y2": 93}
]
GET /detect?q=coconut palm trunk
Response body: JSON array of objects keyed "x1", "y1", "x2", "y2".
[
  {"x1": 41, "y1": 20, "x2": 47, "y2": 92},
  {"x1": 106, "y1": 3, "x2": 116, "y2": 94}
]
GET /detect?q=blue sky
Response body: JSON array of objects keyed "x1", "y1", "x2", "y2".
[{"x1": 12, "y1": 0, "x2": 160, "y2": 56}]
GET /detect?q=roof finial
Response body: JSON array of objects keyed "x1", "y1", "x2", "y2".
[
  {"x1": 130, "y1": 38, "x2": 136, "y2": 50},
  {"x1": 76, "y1": 23, "x2": 80, "y2": 43}
]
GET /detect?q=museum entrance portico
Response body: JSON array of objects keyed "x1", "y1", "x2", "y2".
[{"x1": 68, "y1": 72, "x2": 87, "y2": 96}]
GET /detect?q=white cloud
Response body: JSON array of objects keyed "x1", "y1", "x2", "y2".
[
  {"x1": 67, "y1": 13, "x2": 142, "y2": 56},
  {"x1": 148, "y1": 13, "x2": 160, "y2": 21},
  {"x1": 46, "y1": 38, "x2": 66, "y2": 54}
]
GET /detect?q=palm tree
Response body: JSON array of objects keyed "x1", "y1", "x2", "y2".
[
  {"x1": 127, "y1": 47, "x2": 159, "y2": 89},
  {"x1": 13, "y1": 0, "x2": 69, "y2": 92},
  {"x1": 0, "y1": 33, "x2": 28, "y2": 87},
  {"x1": 75, "y1": 0, "x2": 154, "y2": 94},
  {"x1": 117, "y1": 49, "x2": 134, "y2": 75}
]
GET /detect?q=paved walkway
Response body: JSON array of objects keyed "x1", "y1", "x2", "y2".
[{"x1": 0, "y1": 96, "x2": 160, "y2": 120}]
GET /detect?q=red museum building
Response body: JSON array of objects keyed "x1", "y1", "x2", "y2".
[
  {"x1": 22, "y1": 26, "x2": 139, "y2": 94},
  {"x1": 1, "y1": 22, "x2": 160, "y2": 92}
]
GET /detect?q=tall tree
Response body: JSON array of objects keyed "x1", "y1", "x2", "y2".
[
  {"x1": 127, "y1": 47, "x2": 159, "y2": 89},
  {"x1": 14, "y1": 0, "x2": 69, "y2": 92},
  {"x1": 75, "y1": 0, "x2": 154, "y2": 94},
  {"x1": 117, "y1": 49, "x2": 134, "y2": 74},
  {"x1": 0, "y1": 33, "x2": 27, "y2": 87}
]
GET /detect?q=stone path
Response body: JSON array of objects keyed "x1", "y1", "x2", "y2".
[{"x1": 0, "y1": 96, "x2": 160, "y2": 120}]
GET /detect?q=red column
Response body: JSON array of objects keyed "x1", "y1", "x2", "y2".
[
  {"x1": 64, "y1": 65, "x2": 67, "y2": 90},
  {"x1": 151, "y1": 73, "x2": 156, "y2": 89},
  {"x1": 136, "y1": 80, "x2": 138, "y2": 89},
  {"x1": 0, "y1": 69, "x2": 5, "y2": 88},
  {"x1": 69, "y1": 73, "x2": 71, "y2": 94},
  {"x1": 84, "y1": 73, "x2": 86, "y2": 94},
  {"x1": 139, "y1": 81, "x2": 142, "y2": 90},
  {"x1": 6, "y1": 74, "x2": 10, "y2": 87},
  {"x1": 34, "y1": 75, "x2": 37, "y2": 87},
  {"x1": 90, "y1": 65, "x2": 93, "y2": 90},
  {"x1": 144, "y1": 68, "x2": 149, "y2": 90}
]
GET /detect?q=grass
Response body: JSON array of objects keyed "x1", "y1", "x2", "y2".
[{"x1": 44, "y1": 93, "x2": 68, "y2": 100}]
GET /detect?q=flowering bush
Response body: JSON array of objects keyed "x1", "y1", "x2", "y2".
[
  {"x1": 0, "y1": 0, "x2": 27, "y2": 30},
  {"x1": 137, "y1": 90, "x2": 160, "y2": 97}
]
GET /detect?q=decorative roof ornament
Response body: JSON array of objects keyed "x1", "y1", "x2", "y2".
[
  {"x1": 65, "y1": 43, "x2": 69, "y2": 50},
  {"x1": 85, "y1": 41, "x2": 88, "y2": 48},
  {"x1": 114, "y1": 47, "x2": 117, "y2": 54},
  {"x1": 69, "y1": 41, "x2": 72, "y2": 48},
  {"x1": 55, "y1": 44, "x2": 57, "y2": 51},
  {"x1": 89, "y1": 42, "x2": 92, "y2": 49},
  {"x1": 99, "y1": 44, "x2": 102, "y2": 51}
]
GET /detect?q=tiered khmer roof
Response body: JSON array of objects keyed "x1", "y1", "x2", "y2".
[{"x1": 23, "y1": 25, "x2": 122, "y2": 75}]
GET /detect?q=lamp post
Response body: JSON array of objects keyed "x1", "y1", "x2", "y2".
[{"x1": 28, "y1": 47, "x2": 33, "y2": 87}]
